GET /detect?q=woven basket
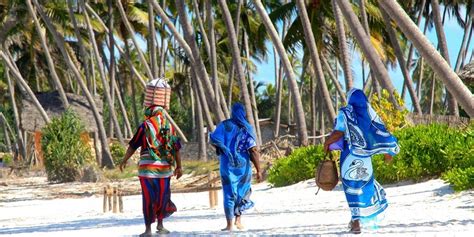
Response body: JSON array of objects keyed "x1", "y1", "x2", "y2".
[
  {"x1": 315, "y1": 159, "x2": 338, "y2": 191},
  {"x1": 143, "y1": 85, "x2": 171, "y2": 109}
]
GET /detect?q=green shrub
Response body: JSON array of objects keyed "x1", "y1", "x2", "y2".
[
  {"x1": 373, "y1": 124, "x2": 473, "y2": 184},
  {"x1": 42, "y1": 110, "x2": 92, "y2": 183},
  {"x1": 110, "y1": 142, "x2": 126, "y2": 165},
  {"x1": 268, "y1": 145, "x2": 327, "y2": 187},
  {"x1": 442, "y1": 167, "x2": 474, "y2": 192}
]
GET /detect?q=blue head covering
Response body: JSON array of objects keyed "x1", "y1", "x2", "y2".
[
  {"x1": 340, "y1": 88, "x2": 399, "y2": 156},
  {"x1": 231, "y1": 103, "x2": 257, "y2": 140}
]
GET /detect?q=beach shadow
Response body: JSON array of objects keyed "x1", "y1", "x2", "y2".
[{"x1": 0, "y1": 216, "x2": 143, "y2": 235}]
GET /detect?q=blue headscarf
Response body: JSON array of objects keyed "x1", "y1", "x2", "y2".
[
  {"x1": 210, "y1": 103, "x2": 256, "y2": 167},
  {"x1": 340, "y1": 88, "x2": 399, "y2": 156}
]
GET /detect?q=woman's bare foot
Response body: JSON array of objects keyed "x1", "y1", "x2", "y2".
[
  {"x1": 140, "y1": 225, "x2": 152, "y2": 236},
  {"x1": 221, "y1": 219, "x2": 233, "y2": 231},
  {"x1": 350, "y1": 220, "x2": 361, "y2": 234},
  {"x1": 235, "y1": 216, "x2": 245, "y2": 230}
]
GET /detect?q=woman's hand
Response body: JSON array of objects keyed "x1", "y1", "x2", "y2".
[
  {"x1": 256, "y1": 171, "x2": 263, "y2": 183},
  {"x1": 174, "y1": 167, "x2": 183, "y2": 179},
  {"x1": 324, "y1": 131, "x2": 344, "y2": 153},
  {"x1": 119, "y1": 159, "x2": 127, "y2": 173}
]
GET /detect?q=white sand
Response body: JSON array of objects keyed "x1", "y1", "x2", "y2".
[{"x1": 0, "y1": 179, "x2": 472, "y2": 236}]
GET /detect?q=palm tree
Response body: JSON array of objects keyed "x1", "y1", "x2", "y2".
[
  {"x1": 380, "y1": 8, "x2": 422, "y2": 114},
  {"x1": 175, "y1": 0, "x2": 225, "y2": 122},
  {"x1": 25, "y1": 0, "x2": 69, "y2": 109},
  {"x1": 295, "y1": 0, "x2": 336, "y2": 122},
  {"x1": 379, "y1": 0, "x2": 474, "y2": 117},
  {"x1": 32, "y1": 0, "x2": 115, "y2": 167},
  {"x1": 336, "y1": 0, "x2": 402, "y2": 110},
  {"x1": 331, "y1": 0, "x2": 353, "y2": 90},
  {"x1": 254, "y1": 0, "x2": 308, "y2": 146},
  {"x1": 431, "y1": 0, "x2": 459, "y2": 116},
  {"x1": 218, "y1": 0, "x2": 255, "y2": 132}
]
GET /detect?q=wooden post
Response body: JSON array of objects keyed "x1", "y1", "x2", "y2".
[
  {"x1": 212, "y1": 172, "x2": 218, "y2": 207},
  {"x1": 208, "y1": 172, "x2": 218, "y2": 208},
  {"x1": 107, "y1": 185, "x2": 112, "y2": 211},
  {"x1": 112, "y1": 186, "x2": 118, "y2": 213},
  {"x1": 103, "y1": 186, "x2": 107, "y2": 213},
  {"x1": 118, "y1": 185, "x2": 124, "y2": 213}
]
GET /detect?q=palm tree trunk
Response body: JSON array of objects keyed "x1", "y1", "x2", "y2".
[
  {"x1": 218, "y1": 0, "x2": 255, "y2": 131},
  {"x1": 331, "y1": 0, "x2": 353, "y2": 90},
  {"x1": 380, "y1": 8, "x2": 422, "y2": 114},
  {"x1": 431, "y1": 0, "x2": 458, "y2": 116},
  {"x1": 33, "y1": 0, "x2": 114, "y2": 167},
  {"x1": 207, "y1": 0, "x2": 229, "y2": 117},
  {"x1": 379, "y1": 0, "x2": 474, "y2": 117},
  {"x1": 336, "y1": 0, "x2": 402, "y2": 110},
  {"x1": 254, "y1": 0, "x2": 308, "y2": 146},
  {"x1": 0, "y1": 113, "x2": 13, "y2": 153},
  {"x1": 75, "y1": 0, "x2": 125, "y2": 144},
  {"x1": 192, "y1": 75, "x2": 207, "y2": 161},
  {"x1": 5, "y1": 70, "x2": 26, "y2": 160},
  {"x1": 296, "y1": 0, "x2": 336, "y2": 122},
  {"x1": 147, "y1": 0, "x2": 158, "y2": 77},
  {"x1": 429, "y1": 74, "x2": 436, "y2": 115},
  {"x1": 226, "y1": 0, "x2": 242, "y2": 112},
  {"x1": 321, "y1": 55, "x2": 347, "y2": 103},
  {"x1": 244, "y1": 31, "x2": 262, "y2": 145},
  {"x1": 454, "y1": 7, "x2": 473, "y2": 73},
  {"x1": 191, "y1": 67, "x2": 215, "y2": 131},
  {"x1": 402, "y1": 0, "x2": 426, "y2": 98},
  {"x1": 174, "y1": 0, "x2": 225, "y2": 122},
  {"x1": 192, "y1": 0, "x2": 211, "y2": 57},
  {"x1": 416, "y1": 58, "x2": 425, "y2": 100},
  {"x1": 0, "y1": 52, "x2": 50, "y2": 123},
  {"x1": 115, "y1": 0, "x2": 154, "y2": 81},
  {"x1": 26, "y1": 0, "x2": 69, "y2": 108}
]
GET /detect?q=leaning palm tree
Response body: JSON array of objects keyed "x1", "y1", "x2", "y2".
[
  {"x1": 378, "y1": 0, "x2": 474, "y2": 117},
  {"x1": 217, "y1": 0, "x2": 256, "y2": 132},
  {"x1": 295, "y1": 0, "x2": 336, "y2": 122},
  {"x1": 430, "y1": 0, "x2": 458, "y2": 116},
  {"x1": 32, "y1": 0, "x2": 115, "y2": 168},
  {"x1": 336, "y1": 0, "x2": 402, "y2": 110},
  {"x1": 331, "y1": 0, "x2": 353, "y2": 91},
  {"x1": 254, "y1": 0, "x2": 308, "y2": 146}
]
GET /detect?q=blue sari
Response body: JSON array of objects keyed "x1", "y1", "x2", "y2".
[
  {"x1": 334, "y1": 89, "x2": 399, "y2": 222},
  {"x1": 210, "y1": 103, "x2": 256, "y2": 220}
]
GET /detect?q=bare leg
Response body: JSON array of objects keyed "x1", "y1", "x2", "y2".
[
  {"x1": 156, "y1": 219, "x2": 170, "y2": 234},
  {"x1": 235, "y1": 215, "x2": 244, "y2": 230},
  {"x1": 350, "y1": 219, "x2": 361, "y2": 234},
  {"x1": 139, "y1": 224, "x2": 152, "y2": 236},
  {"x1": 221, "y1": 218, "x2": 233, "y2": 231}
]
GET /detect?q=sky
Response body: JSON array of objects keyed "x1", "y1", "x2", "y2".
[{"x1": 251, "y1": 5, "x2": 473, "y2": 111}]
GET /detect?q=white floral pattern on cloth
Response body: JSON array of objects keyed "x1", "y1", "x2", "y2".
[{"x1": 237, "y1": 129, "x2": 257, "y2": 153}]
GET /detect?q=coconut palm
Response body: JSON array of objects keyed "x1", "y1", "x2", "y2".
[
  {"x1": 379, "y1": 0, "x2": 474, "y2": 117},
  {"x1": 254, "y1": 0, "x2": 308, "y2": 146}
]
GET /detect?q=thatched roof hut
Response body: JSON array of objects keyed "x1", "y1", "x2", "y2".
[
  {"x1": 21, "y1": 92, "x2": 103, "y2": 132},
  {"x1": 458, "y1": 61, "x2": 474, "y2": 85}
]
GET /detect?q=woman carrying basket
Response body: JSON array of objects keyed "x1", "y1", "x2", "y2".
[
  {"x1": 120, "y1": 79, "x2": 182, "y2": 236},
  {"x1": 324, "y1": 88, "x2": 399, "y2": 234}
]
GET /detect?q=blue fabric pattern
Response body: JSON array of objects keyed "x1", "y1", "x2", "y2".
[
  {"x1": 334, "y1": 88, "x2": 398, "y2": 222},
  {"x1": 210, "y1": 103, "x2": 256, "y2": 219}
]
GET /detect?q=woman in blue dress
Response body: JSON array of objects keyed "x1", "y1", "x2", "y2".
[
  {"x1": 210, "y1": 103, "x2": 262, "y2": 231},
  {"x1": 324, "y1": 88, "x2": 399, "y2": 234}
]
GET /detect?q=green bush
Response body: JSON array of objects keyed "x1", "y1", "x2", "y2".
[
  {"x1": 268, "y1": 145, "x2": 327, "y2": 187},
  {"x1": 110, "y1": 142, "x2": 126, "y2": 165},
  {"x1": 42, "y1": 110, "x2": 92, "y2": 183},
  {"x1": 269, "y1": 124, "x2": 473, "y2": 191},
  {"x1": 373, "y1": 124, "x2": 474, "y2": 184},
  {"x1": 442, "y1": 167, "x2": 474, "y2": 192}
]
